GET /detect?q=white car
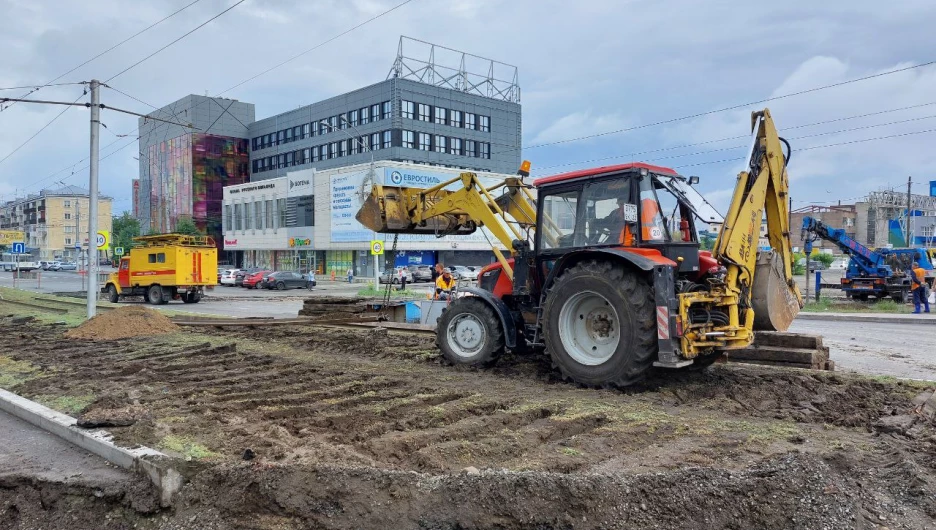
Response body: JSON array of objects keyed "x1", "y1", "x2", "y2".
[
  {"x1": 450, "y1": 265, "x2": 478, "y2": 281},
  {"x1": 829, "y1": 258, "x2": 848, "y2": 270},
  {"x1": 220, "y1": 269, "x2": 239, "y2": 286}
]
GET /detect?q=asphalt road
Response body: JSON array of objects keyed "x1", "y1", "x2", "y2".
[{"x1": 0, "y1": 408, "x2": 134, "y2": 487}]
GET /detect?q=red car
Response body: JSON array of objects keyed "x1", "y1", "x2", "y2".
[{"x1": 242, "y1": 270, "x2": 271, "y2": 289}]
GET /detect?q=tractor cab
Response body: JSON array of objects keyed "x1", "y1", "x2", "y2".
[{"x1": 533, "y1": 163, "x2": 705, "y2": 274}]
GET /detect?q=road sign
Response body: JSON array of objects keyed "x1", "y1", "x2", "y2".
[
  {"x1": 11, "y1": 242, "x2": 25, "y2": 254},
  {"x1": 96, "y1": 230, "x2": 110, "y2": 250},
  {"x1": 75, "y1": 242, "x2": 81, "y2": 249},
  {"x1": 114, "y1": 247, "x2": 125, "y2": 256},
  {"x1": 370, "y1": 240, "x2": 384, "y2": 255}
]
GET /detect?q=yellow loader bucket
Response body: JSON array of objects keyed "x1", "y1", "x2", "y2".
[
  {"x1": 355, "y1": 185, "x2": 478, "y2": 236},
  {"x1": 751, "y1": 251, "x2": 802, "y2": 331}
]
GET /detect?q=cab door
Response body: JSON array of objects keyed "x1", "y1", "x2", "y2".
[{"x1": 118, "y1": 258, "x2": 131, "y2": 288}]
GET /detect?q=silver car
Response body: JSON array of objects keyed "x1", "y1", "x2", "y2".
[
  {"x1": 449, "y1": 265, "x2": 478, "y2": 281},
  {"x1": 379, "y1": 267, "x2": 414, "y2": 284}
]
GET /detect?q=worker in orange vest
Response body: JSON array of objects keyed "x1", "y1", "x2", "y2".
[{"x1": 911, "y1": 261, "x2": 930, "y2": 314}]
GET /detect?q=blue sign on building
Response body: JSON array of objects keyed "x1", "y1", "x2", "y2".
[
  {"x1": 394, "y1": 251, "x2": 437, "y2": 268},
  {"x1": 11, "y1": 242, "x2": 25, "y2": 254}
]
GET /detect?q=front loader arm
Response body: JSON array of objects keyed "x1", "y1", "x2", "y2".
[
  {"x1": 713, "y1": 108, "x2": 802, "y2": 332},
  {"x1": 355, "y1": 172, "x2": 538, "y2": 281}
]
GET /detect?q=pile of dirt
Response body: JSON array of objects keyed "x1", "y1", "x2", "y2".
[{"x1": 64, "y1": 306, "x2": 179, "y2": 341}]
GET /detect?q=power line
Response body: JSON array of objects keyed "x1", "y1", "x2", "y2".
[
  {"x1": 0, "y1": 1, "x2": 202, "y2": 113},
  {"x1": 106, "y1": 0, "x2": 247, "y2": 83},
  {"x1": 0, "y1": 82, "x2": 86, "y2": 92},
  {"x1": 0, "y1": 91, "x2": 86, "y2": 168}
]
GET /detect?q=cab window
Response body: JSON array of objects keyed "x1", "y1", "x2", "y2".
[
  {"x1": 583, "y1": 176, "x2": 634, "y2": 245},
  {"x1": 539, "y1": 190, "x2": 579, "y2": 250},
  {"x1": 120, "y1": 260, "x2": 129, "y2": 271},
  {"x1": 638, "y1": 176, "x2": 668, "y2": 242}
]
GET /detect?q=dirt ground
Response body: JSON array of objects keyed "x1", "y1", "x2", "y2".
[{"x1": 0, "y1": 314, "x2": 934, "y2": 529}]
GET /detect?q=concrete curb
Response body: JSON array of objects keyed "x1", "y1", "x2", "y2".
[
  {"x1": 796, "y1": 312, "x2": 936, "y2": 325},
  {"x1": 0, "y1": 387, "x2": 183, "y2": 507}
]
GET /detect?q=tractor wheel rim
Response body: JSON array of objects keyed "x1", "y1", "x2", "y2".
[
  {"x1": 558, "y1": 290, "x2": 620, "y2": 366},
  {"x1": 446, "y1": 313, "x2": 485, "y2": 358}
]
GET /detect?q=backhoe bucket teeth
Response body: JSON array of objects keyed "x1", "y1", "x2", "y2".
[{"x1": 751, "y1": 251, "x2": 802, "y2": 331}]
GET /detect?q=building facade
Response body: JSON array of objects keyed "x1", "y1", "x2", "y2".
[
  {"x1": 137, "y1": 95, "x2": 255, "y2": 243},
  {"x1": 0, "y1": 186, "x2": 112, "y2": 261},
  {"x1": 221, "y1": 161, "x2": 513, "y2": 274},
  {"x1": 248, "y1": 77, "x2": 521, "y2": 180},
  {"x1": 791, "y1": 205, "x2": 858, "y2": 252}
]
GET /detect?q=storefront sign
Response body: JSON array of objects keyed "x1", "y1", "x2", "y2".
[
  {"x1": 0, "y1": 231, "x2": 25, "y2": 246},
  {"x1": 228, "y1": 183, "x2": 276, "y2": 195},
  {"x1": 289, "y1": 238, "x2": 312, "y2": 248},
  {"x1": 287, "y1": 168, "x2": 315, "y2": 197},
  {"x1": 224, "y1": 238, "x2": 238, "y2": 248}
]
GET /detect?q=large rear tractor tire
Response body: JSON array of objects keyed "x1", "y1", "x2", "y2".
[
  {"x1": 436, "y1": 297, "x2": 504, "y2": 367},
  {"x1": 542, "y1": 259, "x2": 656, "y2": 388},
  {"x1": 106, "y1": 284, "x2": 119, "y2": 304}
]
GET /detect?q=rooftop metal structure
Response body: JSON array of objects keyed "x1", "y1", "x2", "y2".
[{"x1": 388, "y1": 36, "x2": 520, "y2": 103}]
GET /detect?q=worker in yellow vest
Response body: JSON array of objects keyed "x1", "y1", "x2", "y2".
[{"x1": 435, "y1": 268, "x2": 457, "y2": 300}]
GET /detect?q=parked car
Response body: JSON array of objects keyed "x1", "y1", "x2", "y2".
[
  {"x1": 412, "y1": 265, "x2": 433, "y2": 282},
  {"x1": 449, "y1": 265, "x2": 478, "y2": 281},
  {"x1": 379, "y1": 267, "x2": 414, "y2": 284},
  {"x1": 263, "y1": 271, "x2": 307, "y2": 290},
  {"x1": 235, "y1": 268, "x2": 261, "y2": 286},
  {"x1": 40, "y1": 261, "x2": 60, "y2": 271},
  {"x1": 797, "y1": 258, "x2": 827, "y2": 272},
  {"x1": 53, "y1": 262, "x2": 77, "y2": 271},
  {"x1": 829, "y1": 257, "x2": 849, "y2": 270},
  {"x1": 217, "y1": 267, "x2": 225, "y2": 284},
  {"x1": 242, "y1": 270, "x2": 272, "y2": 289},
  {"x1": 219, "y1": 269, "x2": 239, "y2": 286}
]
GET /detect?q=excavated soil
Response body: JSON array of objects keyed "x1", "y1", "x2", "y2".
[
  {"x1": 64, "y1": 306, "x2": 179, "y2": 341},
  {"x1": 1, "y1": 316, "x2": 934, "y2": 529}
]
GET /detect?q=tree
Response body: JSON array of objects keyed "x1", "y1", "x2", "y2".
[
  {"x1": 112, "y1": 211, "x2": 141, "y2": 251},
  {"x1": 174, "y1": 216, "x2": 201, "y2": 236}
]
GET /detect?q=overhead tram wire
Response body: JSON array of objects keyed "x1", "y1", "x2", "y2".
[
  {"x1": 0, "y1": 0, "x2": 202, "y2": 113},
  {"x1": 0, "y1": 91, "x2": 87, "y2": 168},
  {"x1": 41, "y1": 0, "x2": 421, "y2": 191},
  {"x1": 105, "y1": 0, "x2": 246, "y2": 83}
]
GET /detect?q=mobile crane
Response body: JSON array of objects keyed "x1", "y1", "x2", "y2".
[
  {"x1": 801, "y1": 216, "x2": 933, "y2": 302},
  {"x1": 356, "y1": 108, "x2": 803, "y2": 387}
]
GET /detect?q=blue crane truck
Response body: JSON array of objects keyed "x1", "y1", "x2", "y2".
[{"x1": 801, "y1": 216, "x2": 933, "y2": 302}]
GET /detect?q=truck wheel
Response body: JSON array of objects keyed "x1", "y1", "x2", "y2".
[
  {"x1": 182, "y1": 292, "x2": 201, "y2": 304},
  {"x1": 106, "y1": 284, "x2": 119, "y2": 303},
  {"x1": 436, "y1": 297, "x2": 504, "y2": 367},
  {"x1": 147, "y1": 285, "x2": 164, "y2": 305},
  {"x1": 542, "y1": 259, "x2": 656, "y2": 388}
]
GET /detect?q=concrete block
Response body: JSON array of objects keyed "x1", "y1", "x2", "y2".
[{"x1": 0, "y1": 387, "x2": 182, "y2": 507}]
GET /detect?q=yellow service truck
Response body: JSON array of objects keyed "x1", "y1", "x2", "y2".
[{"x1": 102, "y1": 234, "x2": 218, "y2": 305}]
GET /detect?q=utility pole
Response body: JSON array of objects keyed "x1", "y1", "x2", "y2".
[
  {"x1": 86, "y1": 80, "x2": 100, "y2": 319},
  {"x1": 906, "y1": 176, "x2": 912, "y2": 248}
]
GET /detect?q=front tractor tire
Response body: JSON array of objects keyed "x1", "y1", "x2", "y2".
[
  {"x1": 436, "y1": 297, "x2": 505, "y2": 367},
  {"x1": 543, "y1": 259, "x2": 657, "y2": 388},
  {"x1": 106, "y1": 284, "x2": 119, "y2": 303}
]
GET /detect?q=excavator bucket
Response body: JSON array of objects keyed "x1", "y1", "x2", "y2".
[
  {"x1": 355, "y1": 186, "x2": 478, "y2": 236},
  {"x1": 751, "y1": 251, "x2": 802, "y2": 331}
]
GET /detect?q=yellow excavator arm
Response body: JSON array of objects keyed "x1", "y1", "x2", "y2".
[{"x1": 355, "y1": 168, "x2": 538, "y2": 281}]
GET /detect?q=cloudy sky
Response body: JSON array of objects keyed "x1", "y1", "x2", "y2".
[{"x1": 1, "y1": 0, "x2": 935, "y2": 217}]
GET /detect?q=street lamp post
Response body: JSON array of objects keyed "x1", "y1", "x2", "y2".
[{"x1": 322, "y1": 117, "x2": 380, "y2": 288}]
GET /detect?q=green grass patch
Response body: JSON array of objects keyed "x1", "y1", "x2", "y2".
[
  {"x1": 159, "y1": 435, "x2": 219, "y2": 460},
  {"x1": 801, "y1": 296, "x2": 912, "y2": 314},
  {"x1": 33, "y1": 394, "x2": 95, "y2": 415},
  {"x1": 0, "y1": 356, "x2": 42, "y2": 389}
]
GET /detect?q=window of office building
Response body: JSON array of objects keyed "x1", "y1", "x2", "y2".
[
  {"x1": 401, "y1": 100, "x2": 414, "y2": 119},
  {"x1": 234, "y1": 203, "x2": 243, "y2": 230},
  {"x1": 252, "y1": 138, "x2": 259, "y2": 151},
  {"x1": 480, "y1": 142, "x2": 490, "y2": 159},
  {"x1": 319, "y1": 119, "x2": 329, "y2": 135},
  {"x1": 224, "y1": 205, "x2": 232, "y2": 231},
  {"x1": 382, "y1": 101, "x2": 391, "y2": 120},
  {"x1": 285, "y1": 128, "x2": 293, "y2": 142},
  {"x1": 450, "y1": 110, "x2": 462, "y2": 128},
  {"x1": 417, "y1": 103, "x2": 430, "y2": 122},
  {"x1": 254, "y1": 202, "x2": 263, "y2": 230},
  {"x1": 465, "y1": 113, "x2": 476, "y2": 130},
  {"x1": 350, "y1": 138, "x2": 359, "y2": 155},
  {"x1": 279, "y1": 154, "x2": 286, "y2": 168},
  {"x1": 435, "y1": 107, "x2": 447, "y2": 125},
  {"x1": 294, "y1": 125, "x2": 302, "y2": 139},
  {"x1": 465, "y1": 140, "x2": 476, "y2": 157},
  {"x1": 339, "y1": 140, "x2": 347, "y2": 157},
  {"x1": 479, "y1": 115, "x2": 490, "y2": 132},
  {"x1": 435, "y1": 135, "x2": 446, "y2": 153},
  {"x1": 287, "y1": 152, "x2": 295, "y2": 166},
  {"x1": 402, "y1": 130, "x2": 415, "y2": 149},
  {"x1": 371, "y1": 104, "x2": 381, "y2": 122},
  {"x1": 371, "y1": 133, "x2": 381, "y2": 150},
  {"x1": 330, "y1": 142, "x2": 339, "y2": 159},
  {"x1": 311, "y1": 146, "x2": 319, "y2": 162},
  {"x1": 382, "y1": 130, "x2": 392, "y2": 149},
  {"x1": 418, "y1": 132, "x2": 431, "y2": 151},
  {"x1": 245, "y1": 201, "x2": 253, "y2": 229},
  {"x1": 329, "y1": 116, "x2": 337, "y2": 130},
  {"x1": 277, "y1": 130, "x2": 285, "y2": 144},
  {"x1": 450, "y1": 137, "x2": 462, "y2": 155},
  {"x1": 296, "y1": 194, "x2": 314, "y2": 227},
  {"x1": 359, "y1": 135, "x2": 369, "y2": 152},
  {"x1": 302, "y1": 148, "x2": 310, "y2": 164},
  {"x1": 277, "y1": 198, "x2": 287, "y2": 228},
  {"x1": 361, "y1": 106, "x2": 370, "y2": 124},
  {"x1": 302, "y1": 123, "x2": 311, "y2": 138}
]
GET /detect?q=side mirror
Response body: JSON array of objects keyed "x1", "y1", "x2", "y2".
[{"x1": 688, "y1": 176, "x2": 700, "y2": 185}]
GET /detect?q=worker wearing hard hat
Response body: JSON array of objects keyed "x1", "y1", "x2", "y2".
[
  {"x1": 435, "y1": 268, "x2": 456, "y2": 300},
  {"x1": 911, "y1": 261, "x2": 930, "y2": 314}
]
